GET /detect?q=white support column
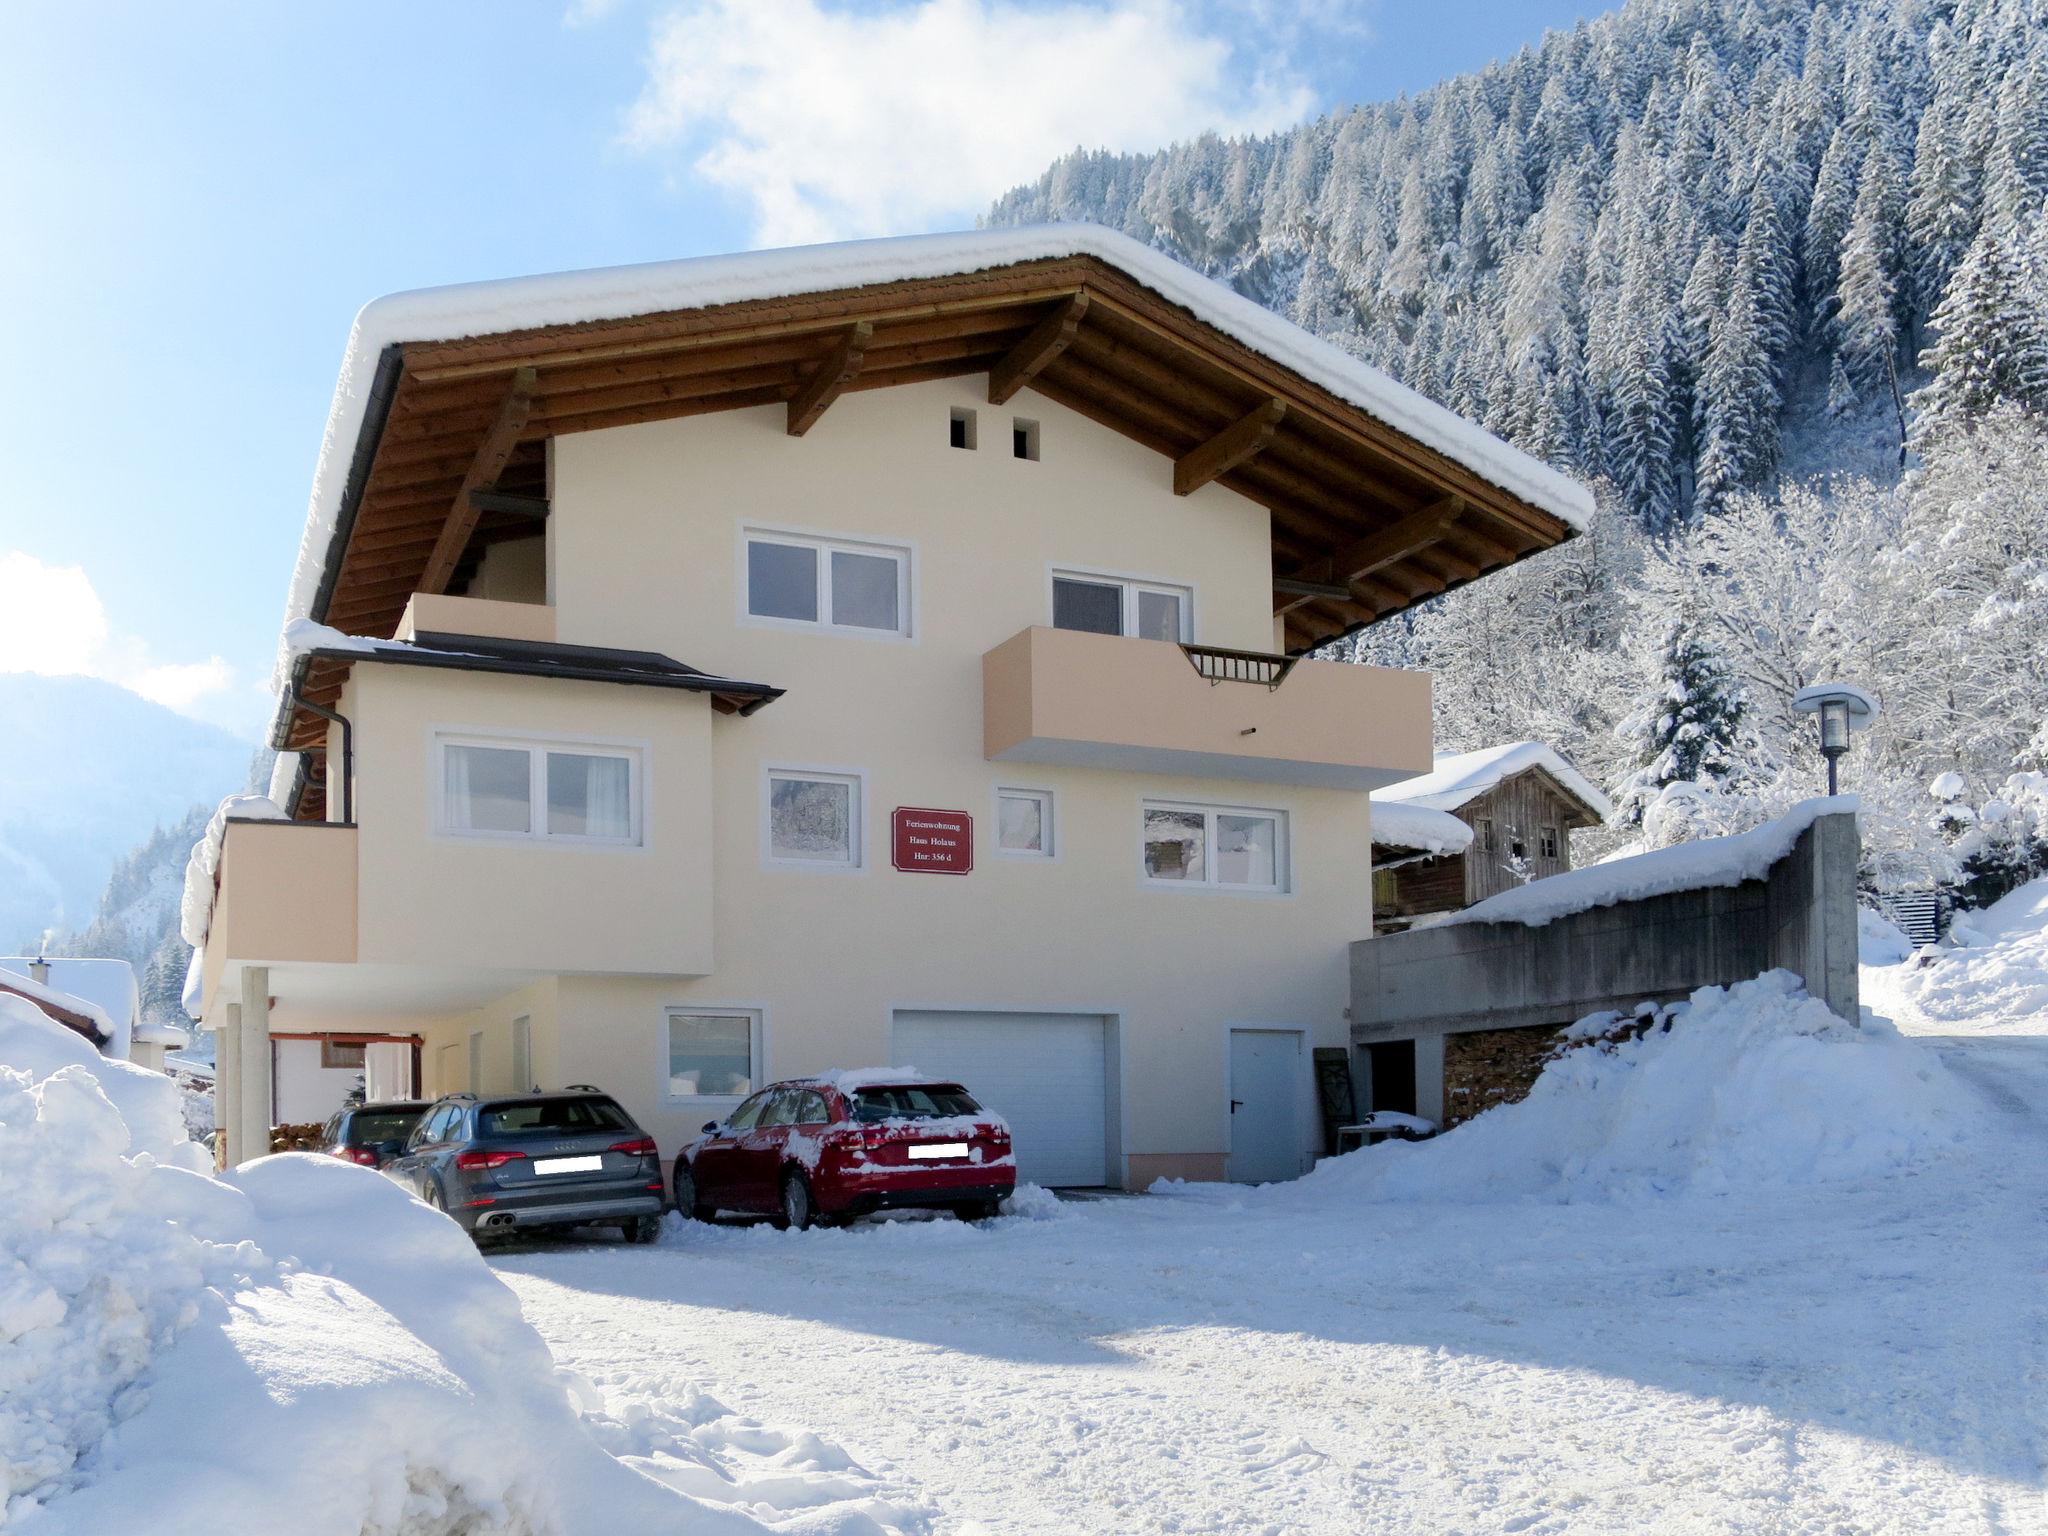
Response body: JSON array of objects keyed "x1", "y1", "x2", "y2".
[
  {"x1": 238, "y1": 966, "x2": 271, "y2": 1162},
  {"x1": 217, "y1": 1003, "x2": 241, "y2": 1171}
]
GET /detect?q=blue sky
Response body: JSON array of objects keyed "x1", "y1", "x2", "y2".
[{"x1": 0, "y1": 0, "x2": 1596, "y2": 739}]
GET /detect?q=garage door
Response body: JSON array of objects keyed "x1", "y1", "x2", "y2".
[{"x1": 892, "y1": 1011, "x2": 1110, "y2": 1188}]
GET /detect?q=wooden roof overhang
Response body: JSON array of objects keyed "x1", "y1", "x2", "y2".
[{"x1": 280, "y1": 254, "x2": 1577, "y2": 766}]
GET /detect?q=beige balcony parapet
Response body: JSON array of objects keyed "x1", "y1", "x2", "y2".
[
  {"x1": 202, "y1": 821, "x2": 358, "y2": 1013},
  {"x1": 395, "y1": 592, "x2": 556, "y2": 644},
  {"x1": 982, "y1": 626, "x2": 1431, "y2": 791}
]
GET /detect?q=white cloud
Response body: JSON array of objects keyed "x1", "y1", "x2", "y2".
[
  {"x1": 622, "y1": 0, "x2": 1319, "y2": 246},
  {"x1": 0, "y1": 550, "x2": 245, "y2": 729}
]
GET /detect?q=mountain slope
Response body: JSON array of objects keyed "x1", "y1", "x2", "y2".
[
  {"x1": 0, "y1": 674, "x2": 253, "y2": 951},
  {"x1": 991, "y1": 0, "x2": 2047, "y2": 528}
]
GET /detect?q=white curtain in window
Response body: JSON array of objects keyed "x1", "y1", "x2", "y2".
[{"x1": 365, "y1": 1040, "x2": 413, "y2": 1101}]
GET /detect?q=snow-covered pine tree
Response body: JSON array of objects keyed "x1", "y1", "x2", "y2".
[
  {"x1": 1696, "y1": 253, "x2": 1779, "y2": 516},
  {"x1": 1614, "y1": 616, "x2": 1757, "y2": 827},
  {"x1": 1833, "y1": 141, "x2": 1904, "y2": 391},
  {"x1": 1909, "y1": 223, "x2": 2048, "y2": 441}
]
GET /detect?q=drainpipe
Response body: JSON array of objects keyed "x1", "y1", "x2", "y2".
[{"x1": 287, "y1": 692, "x2": 355, "y2": 824}]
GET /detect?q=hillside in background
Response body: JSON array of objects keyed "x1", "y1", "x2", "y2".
[
  {"x1": 0, "y1": 673, "x2": 253, "y2": 978},
  {"x1": 993, "y1": 0, "x2": 2048, "y2": 893}
]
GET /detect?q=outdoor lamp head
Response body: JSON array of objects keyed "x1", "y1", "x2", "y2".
[{"x1": 1819, "y1": 698, "x2": 1851, "y2": 754}]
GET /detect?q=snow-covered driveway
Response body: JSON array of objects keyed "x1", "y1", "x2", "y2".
[{"x1": 499, "y1": 1028, "x2": 2047, "y2": 1534}]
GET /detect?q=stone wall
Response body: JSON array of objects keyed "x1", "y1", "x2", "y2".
[{"x1": 1440, "y1": 1024, "x2": 1566, "y2": 1129}]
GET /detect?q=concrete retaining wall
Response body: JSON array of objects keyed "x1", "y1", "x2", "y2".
[{"x1": 1350, "y1": 813, "x2": 1861, "y2": 1118}]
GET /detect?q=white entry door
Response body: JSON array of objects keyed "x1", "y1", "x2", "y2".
[
  {"x1": 892, "y1": 1010, "x2": 1110, "y2": 1187},
  {"x1": 1228, "y1": 1029, "x2": 1303, "y2": 1184}
]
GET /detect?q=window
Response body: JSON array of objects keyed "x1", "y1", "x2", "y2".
[
  {"x1": 477, "y1": 1097, "x2": 632, "y2": 1135},
  {"x1": 1052, "y1": 571, "x2": 1190, "y2": 641},
  {"x1": 1142, "y1": 801, "x2": 1286, "y2": 891},
  {"x1": 760, "y1": 1090, "x2": 799, "y2": 1127},
  {"x1": 949, "y1": 407, "x2": 977, "y2": 449},
  {"x1": 745, "y1": 530, "x2": 910, "y2": 637},
  {"x1": 511, "y1": 1015, "x2": 532, "y2": 1093},
  {"x1": 726, "y1": 1090, "x2": 772, "y2": 1131},
  {"x1": 1012, "y1": 418, "x2": 1040, "y2": 461},
  {"x1": 1510, "y1": 833, "x2": 1526, "y2": 860},
  {"x1": 795, "y1": 1091, "x2": 830, "y2": 1125},
  {"x1": 321, "y1": 1038, "x2": 366, "y2": 1070},
  {"x1": 666, "y1": 1011, "x2": 756, "y2": 1098},
  {"x1": 439, "y1": 735, "x2": 639, "y2": 845},
  {"x1": 1540, "y1": 826, "x2": 1560, "y2": 861},
  {"x1": 1475, "y1": 817, "x2": 1496, "y2": 853},
  {"x1": 851, "y1": 1085, "x2": 983, "y2": 1121},
  {"x1": 767, "y1": 770, "x2": 861, "y2": 867},
  {"x1": 996, "y1": 787, "x2": 1054, "y2": 858}
]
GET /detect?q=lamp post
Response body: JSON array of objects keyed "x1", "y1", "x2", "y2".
[{"x1": 1791, "y1": 683, "x2": 1880, "y2": 795}]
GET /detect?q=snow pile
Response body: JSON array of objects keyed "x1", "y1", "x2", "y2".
[
  {"x1": 1858, "y1": 907, "x2": 1914, "y2": 966},
  {"x1": 1870, "y1": 875, "x2": 2048, "y2": 1037},
  {"x1": 0, "y1": 1002, "x2": 916, "y2": 1535},
  {"x1": 1447, "y1": 796, "x2": 1855, "y2": 928},
  {"x1": 1298, "y1": 971, "x2": 1973, "y2": 1204}
]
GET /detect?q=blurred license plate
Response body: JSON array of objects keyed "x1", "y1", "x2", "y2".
[
  {"x1": 907, "y1": 1142, "x2": 969, "y2": 1161},
  {"x1": 535, "y1": 1155, "x2": 603, "y2": 1175}
]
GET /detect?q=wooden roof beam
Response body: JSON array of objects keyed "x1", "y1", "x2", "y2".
[
  {"x1": 988, "y1": 292, "x2": 1089, "y2": 405},
  {"x1": 1175, "y1": 398, "x2": 1287, "y2": 496},
  {"x1": 1273, "y1": 496, "x2": 1462, "y2": 616},
  {"x1": 786, "y1": 321, "x2": 872, "y2": 436},
  {"x1": 418, "y1": 367, "x2": 536, "y2": 595}
]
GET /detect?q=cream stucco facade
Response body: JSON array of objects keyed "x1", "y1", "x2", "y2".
[{"x1": 202, "y1": 377, "x2": 1435, "y2": 1184}]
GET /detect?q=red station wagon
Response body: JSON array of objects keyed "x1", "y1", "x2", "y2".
[{"x1": 673, "y1": 1074, "x2": 1014, "y2": 1230}]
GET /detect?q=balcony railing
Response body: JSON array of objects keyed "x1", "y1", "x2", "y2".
[
  {"x1": 1179, "y1": 644, "x2": 1298, "y2": 691},
  {"x1": 983, "y1": 626, "x2": 1431, "y2": 790}
]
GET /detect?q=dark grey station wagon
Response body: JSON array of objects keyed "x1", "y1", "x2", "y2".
[{"x1": 386, "y1": 1089, "x2": 665, "y2": 1243}]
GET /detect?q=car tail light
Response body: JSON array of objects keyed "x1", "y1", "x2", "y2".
[
  {"x1": 330, "y1": 1146, "x2": 378, "y2": 1166},
  {"x1": 608, "y1": 1137, "x2": 659, "y2": 1157},
  {"x1": 455, "y1": 1149, "x2": 527, "y2": 1171}
]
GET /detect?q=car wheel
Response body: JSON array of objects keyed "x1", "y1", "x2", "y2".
[
  {"x1": 673, "y1": 1163, "x2": 713, "y2": 1223},
  {"x1": 422, "y1": 1180, "x2": 447, "y2": 1212},
  {"x1": 778, "y1": 1171, "x2": 815, "y2": 1232},
  {"x1": 624, "y1": 1214, "x2": 662, "y2": 1245}
]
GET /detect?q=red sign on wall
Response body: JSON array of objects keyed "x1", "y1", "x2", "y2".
[{"x1": 891, "y1": 806, "x2": 973, "y2": 874}]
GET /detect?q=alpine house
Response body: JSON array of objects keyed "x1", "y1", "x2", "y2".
[{"x1": 186, "y1": 223, "x2": 1591, "y2": 1188}]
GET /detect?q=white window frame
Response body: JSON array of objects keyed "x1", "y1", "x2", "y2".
[
  {"x1": 432, "y1": 729, "x2": 645, "y2": 848},
  {"x1": 1049, "y1": 566, "x2": 1193, "y2": 642},
  {"x1": 994, "y1": 786, "x2": 1056, "y2": 860},
  {"x1": 762, "y1": 765, "x2": 866, "y2": 872},
  {"x1": 1140, "y1": 798, "x2": 1289, "y2": 894},
  {"x1": 741, "y1": 525, "x2": 914, "y2": 639},
  {"x1": 661, "y1": 1006, "x2": 764, "y2": 1105}
]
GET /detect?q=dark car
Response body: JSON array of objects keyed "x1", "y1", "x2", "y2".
[
  {"x1": 674, "y1": 1076, "x2": 1013, "y2": 1231},
  {"x1": 319, "y1": 1100, "x2": 429, "y2": 1168},
  {"x1": 386, "y1": 1089, "x2": 665, "y2": 1243}
]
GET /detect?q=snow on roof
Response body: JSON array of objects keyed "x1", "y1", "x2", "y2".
[
  {"x1": 1445, "y1": 797, "x2": 1856, "y2": 930},
  {"x1": 1372, "y1": 740, "x2": 1614, "y2": 821},
  {"x1": 1370, "y1": 800, "x2": 1476, "y2": 855},
  {"x1": 270, "y1": 224, "x2": 1594, "y2": 714},
  {"x1": 808, "y1": 1066, "x2": 952, "y2": 1092},
  {"x1": 0, "y1": 963, "x2": 122, "y2": 1050}
]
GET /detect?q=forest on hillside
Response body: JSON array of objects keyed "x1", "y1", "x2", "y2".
[{"x1": 993, "y1": 0, "x2": 2048, "y2": 899}]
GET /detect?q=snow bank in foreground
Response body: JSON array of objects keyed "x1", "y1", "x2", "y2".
[
  {"x1": 0, "y1": 1004, "x2": 914, "y2": 1535},
  {"x1": 1295, "y1": 972, "x2": 1974, "y2": 1204},
  {"x1": 1872, "y1": 876, "x2": 2048, "y2": 1037}
]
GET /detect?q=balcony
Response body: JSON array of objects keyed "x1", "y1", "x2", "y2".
[
  {"x1": 201, "y1": 820, "x2": 359, "y2": 1009},
  {"x1": 982, "y1": 626, "x2": 1431, "y2": 790},
  {"x1": 394, "y1": 592, "x2": 556, "y2": 644}
]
